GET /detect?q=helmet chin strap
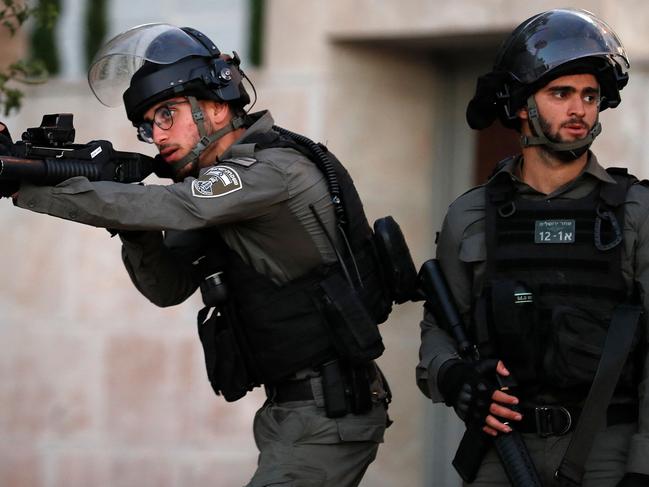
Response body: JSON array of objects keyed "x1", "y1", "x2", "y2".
[
  {"x1": 171, "y1": 96, "x2": 246, "y2": 174},
  {"x1": 520, "y1": 95, "x2": 602, "y2": 161}
]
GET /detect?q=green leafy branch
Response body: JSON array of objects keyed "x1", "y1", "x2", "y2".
[
  {"x1": 0, "y1": 0, "x2": 58, "y2": 116},
  {"x1": 0, "y1": 0, "x2": 32, "y2": 35},
  {"x1": 0, "y1": 58, "x2": 47, "y2": 115}
]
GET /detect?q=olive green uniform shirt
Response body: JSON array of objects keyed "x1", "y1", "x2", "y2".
[
  {"x1": 416, "y1": 154, "x2": 649, "y2": 474},
  {"x1": 16, "y1": 111, "x2": 339, "y2": 296}
]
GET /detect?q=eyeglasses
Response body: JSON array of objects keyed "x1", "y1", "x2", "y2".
[{"x1": 137, "y1": 100, "x2": 190, "y2": 143}]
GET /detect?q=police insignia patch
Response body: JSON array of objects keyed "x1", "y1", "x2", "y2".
[{"x1": 192, "y1": 166, "x2": 243, "y2": 198}]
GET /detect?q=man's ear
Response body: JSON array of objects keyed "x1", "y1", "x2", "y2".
[
  {"x1": 211, "y1": 101, "x2": 230, "y2": 123},
  {"x1": 200, "y1": 100, "x2": 228, "y2": 124}
]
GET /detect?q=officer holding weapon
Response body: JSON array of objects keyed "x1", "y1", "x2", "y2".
[
  {"x1": 417, "y1": 9, "x2": 649, "y2": 486},
  {"x1": 1, "y1": 23, "x2": 418, "y2": 486}
]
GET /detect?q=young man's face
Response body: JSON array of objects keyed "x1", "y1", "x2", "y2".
[
  {"x1": 522, "y1": 73, "x2": 600, "y2": 144},
  {"x1": 141, "y1": 96, "x2": 199, "y2": 166}
]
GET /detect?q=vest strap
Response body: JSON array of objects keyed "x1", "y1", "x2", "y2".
[{"x1": 555, "y1": 304, "x2": 643, "y2": 486}]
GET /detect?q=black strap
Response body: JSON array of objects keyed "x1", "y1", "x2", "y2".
[
  {"x1": 266, "y1": 378, "x2": 315, "y2": 403},
  {"x1": 486, "y1": 168, "x2": 517, "y2": 206},
  {"x1": 600, "y1": 167, "x2": 634, "y2": 208},
  {"x1": 555, "y1": 303, "x2": 642, "y2": 486}
]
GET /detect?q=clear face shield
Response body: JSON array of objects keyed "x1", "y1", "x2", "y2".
[{"x1": 88, "y1": 23, "x2": 213, "y2": 108}]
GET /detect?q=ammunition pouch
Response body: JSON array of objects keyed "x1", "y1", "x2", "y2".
[{"x1": 196, "y1": 304, "x2": 259, "y2": 402}]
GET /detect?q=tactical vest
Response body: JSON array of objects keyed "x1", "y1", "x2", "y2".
[
  {"x1": 199, "y1": 128, "x2": 392, "y2": 387},
  {"x1": 480, "y1": 165, "x2": 641, "y2": 398}
]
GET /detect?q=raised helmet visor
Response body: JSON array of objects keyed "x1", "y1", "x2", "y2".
[{"x1": 88, "y1": 24, "x2": 214, "y2": 108}]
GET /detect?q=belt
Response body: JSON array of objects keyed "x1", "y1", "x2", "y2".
[
  {"x1": 265, "y1": 378, "x2": 315, "y2": 403},
  {"x1": 516, "y1": 403, "x2": 638, "y2": 437}
]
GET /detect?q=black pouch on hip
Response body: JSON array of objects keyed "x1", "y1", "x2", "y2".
[
  {"x1": 197, "y1": 305, "x2": 256, "y2": 402},
  {"x1": 319, "y1": 272, "x2": 385, "y2": 363}
]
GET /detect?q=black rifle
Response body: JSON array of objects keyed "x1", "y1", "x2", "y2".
[
  {"x1": 0, "y1": 113, "x2": 158, "y2": 186},
  {"x1": 419, "y1": 259, "x2": 543, "y2": 487}
]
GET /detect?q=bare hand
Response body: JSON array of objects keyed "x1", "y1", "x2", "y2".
[{"x1": 482, "y1": 361, "x2": 521, "y2": 436}]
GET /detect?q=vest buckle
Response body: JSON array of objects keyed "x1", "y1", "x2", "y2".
[{"x1": 534, "y1": 406, "x2": 572, "y2": 437}]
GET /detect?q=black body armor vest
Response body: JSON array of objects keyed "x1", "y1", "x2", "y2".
[
  {"x1": 481, "y1": 166, "x2": 641, "y2": 398},
  {"x1": 199, "y1": 129, "x2": 392, "y2": 387}
]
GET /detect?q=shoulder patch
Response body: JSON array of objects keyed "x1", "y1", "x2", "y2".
[
  {"x1": 220, "y1": 156, "x2": 257, "y2": 167},
  {"x1": 192, "y1": 165, "x2": 243, "y2": 198}
]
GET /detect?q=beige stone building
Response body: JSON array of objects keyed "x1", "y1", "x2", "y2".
[{"x1": 1, "y1": 1, "x2": 648, "y2": 486}]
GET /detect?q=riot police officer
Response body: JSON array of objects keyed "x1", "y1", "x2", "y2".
[
  {"x1": 11, "y1": 24, "x2": 396, "y2": 486},
  {"x1": 417, "y1": 9, "x2": 649, "y2": 486}
]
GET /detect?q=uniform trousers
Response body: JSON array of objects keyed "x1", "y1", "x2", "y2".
[{"x1": 247, "y1": 376, "x2": 387, "y2": 487}]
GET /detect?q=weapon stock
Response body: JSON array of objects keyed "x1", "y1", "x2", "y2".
[{"x1": 419, "y1": 259, "x2": 543, "y2": 487}]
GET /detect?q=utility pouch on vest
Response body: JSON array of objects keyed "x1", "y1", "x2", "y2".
[
  {"x1": 319, "y1": 272, "x2": 385, "y2": 363},
  {"x1": 196, "y1": 306, "x2": 256, "y2": 402},
  {"x1": 544, "y1": 305, "x2": 611, "y2": 388},
  {"x1": 489, "y1": 279, "x2": 539, "y2": 383}
]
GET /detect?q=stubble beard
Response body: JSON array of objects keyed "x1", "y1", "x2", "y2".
[{"x1": 537, "y1": 113, "x2": 591, "y2": 163}]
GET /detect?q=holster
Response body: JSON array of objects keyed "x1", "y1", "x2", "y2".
[{"x1": 320, "y1": 359, "x2": 379, "y2": 418}]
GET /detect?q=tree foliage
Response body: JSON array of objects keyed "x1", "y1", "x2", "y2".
[
  {"x1": 84, "y1": 0, "x2": 107, "y2": 69},
  {"x1": 0, "y1": 0, "x2": 58, "y2": 116},
  {"x1": 30, "y1": 0, "x2": 60, "y2": 75}
]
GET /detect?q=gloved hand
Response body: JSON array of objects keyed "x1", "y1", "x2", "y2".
[
  {"x1": 0, "y1": 123, "x2": 20, "y2": 198},
  {"x1": 0, "y1": 180, "x2": 19, "y2": 198},
  {"x1": 617, "y1": 473, "x2": 649, "y2": 486},
  {"x1": 0, "y1": 122, "x2": 13, "y2": 153},
  {"x1": 437, "y1": 358, "x2": 498, "y2": 425},
  {"x1": 152, "y1": 154, "x2": 176, "y2": 180}
]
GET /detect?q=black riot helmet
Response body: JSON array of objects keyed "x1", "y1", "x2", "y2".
[
  {"x1": 88, "y1": 23, "x2": 251, "y2": 174},
  {"x1": 466, "y1": 8, "x2": 630, "y2": 157},
  {"x1": 89, "y1": 23, "x2": 250, "y2": 124}
]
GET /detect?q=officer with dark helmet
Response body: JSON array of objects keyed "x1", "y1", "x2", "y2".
[
  {"x1": 6, "y1": 24, "x2": 404, "y2": 486},
  {"x1": 417, "y1": 9, "x2": 649, "y2": 486}
]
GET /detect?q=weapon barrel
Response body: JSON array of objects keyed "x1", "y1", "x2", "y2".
[
  {"x1": 0, "y1": 156, "x2": 48, "y2": 181},
  {"x1": 1, "y1": 156, "x2": 108, "y2": 184},
  {"x1": 418, "y1": 259, "x2": 473, "y2": 356}
]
